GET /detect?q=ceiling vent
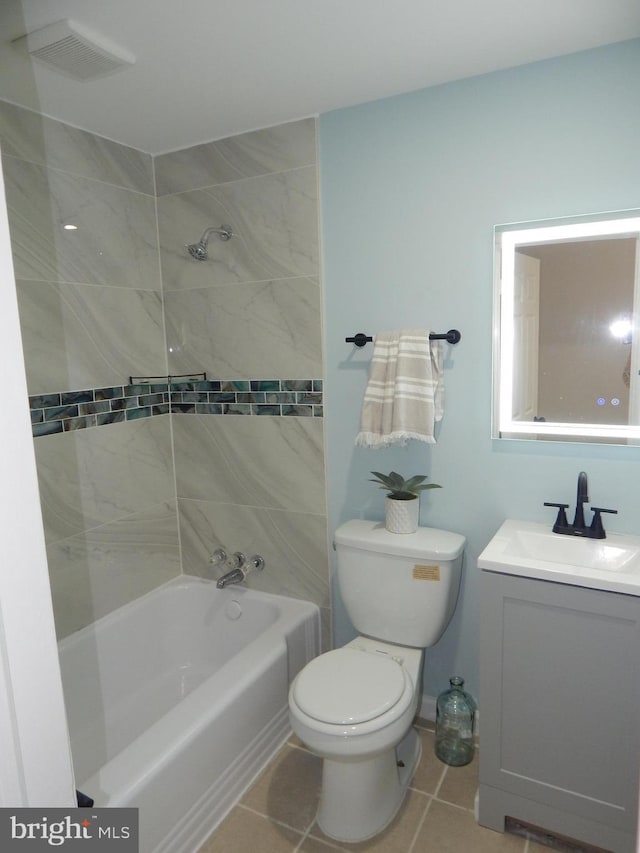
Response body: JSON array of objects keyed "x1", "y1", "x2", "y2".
[{"x1": 13, "y1": 19, "x2": 135, "y2": 81}]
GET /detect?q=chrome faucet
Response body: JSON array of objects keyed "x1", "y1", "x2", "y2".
[
  {"x1": 215, "y1": 550, "x2": 245, "y2": 588},
  {"x1": 216, "y1": 566, "x2": 246, "y2": 588},
  {"x1": 215, "y1": 553, "x2": 265, "y2": 588},
  {"x1": 544, "y1": 471, "x2": 617, "y2": 539}
]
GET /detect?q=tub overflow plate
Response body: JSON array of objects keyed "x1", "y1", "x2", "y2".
[{"x1": 225, "y1": 600, "x2": 243, "y2": 620}]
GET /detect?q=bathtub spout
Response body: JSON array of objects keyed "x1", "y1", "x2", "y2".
[{"x1": 216, "y1": 567, "x2": 246, "y2": 589}]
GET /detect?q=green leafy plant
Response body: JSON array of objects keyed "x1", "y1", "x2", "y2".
[{"x1": 369, "y1": 471, "x2": 442, "y2": 501}]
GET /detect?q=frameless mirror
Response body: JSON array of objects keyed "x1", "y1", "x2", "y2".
[{"x1": 493, "y1": 210, "x2": 640, "y2": 443}]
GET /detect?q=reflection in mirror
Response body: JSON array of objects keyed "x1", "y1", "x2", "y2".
[{"x1": 493, "y1": 211, "x2": 640, "y2": 443}]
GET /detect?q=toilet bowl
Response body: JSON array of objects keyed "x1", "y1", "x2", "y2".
[
  {"x1": 289, "y1": 637, "x2": 422, "y2": 757},
  {"x1": 288, "y1": 519, "x2": 466, "y2": 843},
  {"x1": 288, "y1": 637, "x2": 423, "y2": 842}
]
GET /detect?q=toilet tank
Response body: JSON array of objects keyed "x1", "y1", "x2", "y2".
[{"x1": 334, "y1": 520, "x2": 466, "y2": 648}]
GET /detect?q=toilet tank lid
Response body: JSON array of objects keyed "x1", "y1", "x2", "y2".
[{"x1": 334, "y1": 519, "x2": 465, "y2": 561}]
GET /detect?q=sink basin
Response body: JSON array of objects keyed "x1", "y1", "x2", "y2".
[
  {"x1": 503, "y1": 528, "x2": 640, "y2": 571},
  {"x1": 478, "y1": 519, "x2": 640, "y2": 595}
]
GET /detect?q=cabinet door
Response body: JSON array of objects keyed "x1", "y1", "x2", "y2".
[{"x1": 480, "y1": 571, "x2": 640, "y2": 834}]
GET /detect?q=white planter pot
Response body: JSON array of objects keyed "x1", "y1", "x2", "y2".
[{"x1": 385, "y1": 496, "x2": 419, "y2": 534}]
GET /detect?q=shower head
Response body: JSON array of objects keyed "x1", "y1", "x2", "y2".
[
  {"x1": 186, "y1": 225, "x2": 233, "y2": 261},
  {"x1": 187, "y1": 241, "x2": 208, "y2": 261}
]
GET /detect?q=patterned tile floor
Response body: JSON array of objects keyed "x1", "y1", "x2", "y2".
[{"x1": 197, "y1": 721, "x2": 604, "y2": 853}]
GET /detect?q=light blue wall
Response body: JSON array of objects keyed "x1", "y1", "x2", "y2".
[{"x1": 319, "y1": 39, "x2": 640, "y2": 702}]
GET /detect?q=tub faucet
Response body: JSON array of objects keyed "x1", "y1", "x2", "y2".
[
  {"x1": 216, "y1": 551, "x2": 246, "y2": 588},
  {"x1": 216, "y1": 567, "x2": 246, "y2": 588},
  {"x1": 216, "y1": 553, "x2": 265, "y2": 588}
]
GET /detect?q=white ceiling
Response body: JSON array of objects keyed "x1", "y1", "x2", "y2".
[{"x1": 1, "y1": 0, "x2": 639, "y2": 155}]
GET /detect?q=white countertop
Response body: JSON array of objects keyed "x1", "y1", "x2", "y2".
[{"x1": 478, "y1": 519, "x2": 640, "y2": 597}]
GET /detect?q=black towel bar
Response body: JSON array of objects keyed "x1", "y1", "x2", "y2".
[{"x1": 345, "y1": 329, "x2": 461, "y2": 348}]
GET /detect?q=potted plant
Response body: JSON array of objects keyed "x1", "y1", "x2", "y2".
[{"x1": 370, "y1": 470, "x2": 442, "y2": 534}]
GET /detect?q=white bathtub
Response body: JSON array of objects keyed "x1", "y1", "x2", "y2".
[{"x1": 57, "y1": 576, "x2": 320, "y2": 853}]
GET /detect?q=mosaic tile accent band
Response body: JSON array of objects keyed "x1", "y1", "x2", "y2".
[{"x1": 30, "y1": 379, "x2": 323, "y2": 437}]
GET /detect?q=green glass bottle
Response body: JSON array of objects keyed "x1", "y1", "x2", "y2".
[{"x1": 435, "y1": 676, "x2": 475, "y2": 766}]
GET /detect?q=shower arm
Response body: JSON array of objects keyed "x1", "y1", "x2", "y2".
[
  {"x1": 200, "y1": 225, "x2": 232, "y2": 243},
  {"x1": 186, "y1": 224, "x2": 233, "y2": 260}
]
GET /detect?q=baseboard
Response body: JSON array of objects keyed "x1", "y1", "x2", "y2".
[{"x1": 418, "y1": 694, "x2": 437, "y2": 724}]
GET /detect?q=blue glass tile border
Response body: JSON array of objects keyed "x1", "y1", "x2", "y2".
[{"x1": 30, "y1": 378, "x2": 323, "y2": 437}]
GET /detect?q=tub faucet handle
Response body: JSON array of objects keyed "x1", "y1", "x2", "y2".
[
  {"x1": 209, "y1": 547, "x2": 227, "y2": 566},
  {"x1": 227, "y1": 551, "x2": 246, "y2": 570},
  {"x1": 245, "y1": 555, "x2": 265, "y2": 573}
]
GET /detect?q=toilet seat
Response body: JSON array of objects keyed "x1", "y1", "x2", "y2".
[{"x1": 292, "y1": 647, "x2": 406, "y2": 725}]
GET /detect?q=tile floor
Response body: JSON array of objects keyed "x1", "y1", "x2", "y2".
[{"x1": 197, "y1": 721, "x2": 591, "y2": 853}]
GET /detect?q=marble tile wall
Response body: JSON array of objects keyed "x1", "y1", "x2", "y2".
[
  {"x1": 1, "y1": 103, "x2": 329, "y2": 641},
  {"x1": 156, "y1": 120, "x2": 330, "y2": 635},
  {"x1": 0, "y1": 101, "x2": 178, "y2": 638}
]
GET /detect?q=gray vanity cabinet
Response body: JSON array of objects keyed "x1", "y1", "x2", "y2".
[{"x1": 478, "y1": 569, "x2": 640, "y2": 853}]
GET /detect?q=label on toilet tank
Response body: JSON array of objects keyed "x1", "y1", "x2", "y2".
[{"x1": 413, "y1": 564, "x2": 440, "y2": 581}]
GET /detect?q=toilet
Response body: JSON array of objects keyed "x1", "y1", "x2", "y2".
[{"x1": 288, "y1": 519, "x2": 465, "y2": 843}]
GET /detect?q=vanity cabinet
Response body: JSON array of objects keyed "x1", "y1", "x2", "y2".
[{"x1": 478, "y1": 570, "x2": 640, "y2": 853}]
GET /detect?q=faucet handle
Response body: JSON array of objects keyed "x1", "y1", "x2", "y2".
[
  {"x1": 227, "y1": 551, "x2": 246, "y2": 570},
  {"x1": 589, "y1": 507, "x2": 618, "y2": 540},
  {"x1": 544, "y1": 502, "x2": 569, "y2": 532},
  {"x1": 209, "y1": 547, "x2": 227, "y2": 566},
  {"x1": 245, "y1": 554, "x2": 265, "y2": 573}
]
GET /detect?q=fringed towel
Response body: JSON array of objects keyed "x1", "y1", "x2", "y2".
[{"x1": 355, "y1": 330, "x2": 444, "y2": 447}]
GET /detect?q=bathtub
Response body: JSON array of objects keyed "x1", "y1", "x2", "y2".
[{"x1": 57, "y1": 576, "x2": 320, "y2": 853}]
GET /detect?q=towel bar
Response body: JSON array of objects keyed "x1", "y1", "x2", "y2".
[{"x1": 345, "y1": 330, "x2": 461, "y2": 348}]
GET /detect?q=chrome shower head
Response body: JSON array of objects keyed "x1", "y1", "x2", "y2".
[
  {"x1": 187, "y1": 241, "x2": 208, "y2": 261},
  {"x1": 186, "y1": 225, "x2": 233, "y2": 261}
]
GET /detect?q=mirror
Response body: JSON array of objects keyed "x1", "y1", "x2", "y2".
[{"x1": 493, "y1": 210, "x2": 640, "y2": 443}]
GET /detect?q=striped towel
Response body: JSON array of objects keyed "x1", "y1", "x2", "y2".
[{"x1": 355, "y1": 330, "x2": 444, "y2": 447}]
